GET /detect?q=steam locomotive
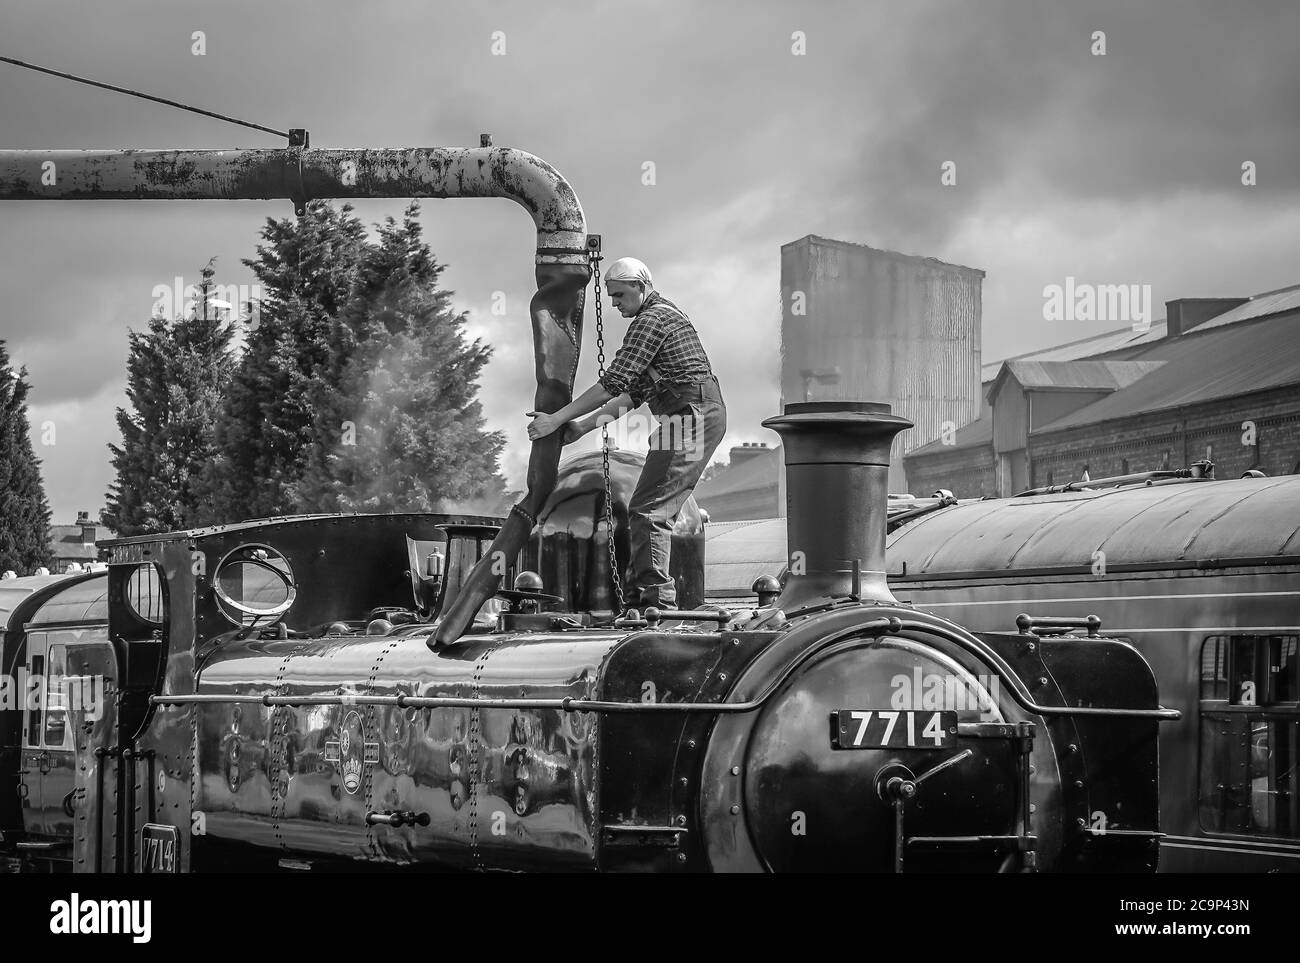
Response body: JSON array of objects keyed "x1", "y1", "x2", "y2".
[{"x1": 1, "y1": 402, "x2": 1177, "y2": 873}]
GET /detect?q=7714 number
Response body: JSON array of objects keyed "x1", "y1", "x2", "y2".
[{"x1": 829, "y1": 709, "x2": 957, "y2": 750}]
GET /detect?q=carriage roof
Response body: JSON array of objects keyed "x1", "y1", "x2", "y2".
[{"x1": 886, "y1": 474, "x2": 1300, "y2": 578}]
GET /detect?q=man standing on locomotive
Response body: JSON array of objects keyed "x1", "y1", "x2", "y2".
[{"x1": 527, "y1": 257, "x2": 726, "y2": 610}]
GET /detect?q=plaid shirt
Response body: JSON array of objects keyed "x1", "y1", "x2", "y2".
[{"x1": 599, "y1": 292, "x2": 713, "y2": 407}]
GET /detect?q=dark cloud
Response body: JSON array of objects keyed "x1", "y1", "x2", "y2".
[{"x1": 1, "y1": 0, "x2": 1297, "y2": 517}]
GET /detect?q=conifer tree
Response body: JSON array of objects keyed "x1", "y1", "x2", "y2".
[
  {"x1": 104, "y1": 261, "x2": 235, "y2": 535},
  {"x1": 291, "y1": 203, "x2": 508, "y2": 512},
  {"x1": 0, "y1": 340, "x2": 53, "y2": 574},
  {"x1": 193, "y1": 202, "x2": 368, "y2": 524}
]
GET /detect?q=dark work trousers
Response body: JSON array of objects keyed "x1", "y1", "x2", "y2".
[{"x1": 627, "y1": 375, "x2": 727, "y2": 608}]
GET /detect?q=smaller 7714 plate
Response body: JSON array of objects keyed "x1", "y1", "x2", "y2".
[{"x1": 829, "y1": 709, "x2": 958, "y2": 750}]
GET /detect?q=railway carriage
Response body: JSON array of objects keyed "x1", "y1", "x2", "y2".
[{"x1": 884, "y1": 473, "x2": 1300, "y2": 872}]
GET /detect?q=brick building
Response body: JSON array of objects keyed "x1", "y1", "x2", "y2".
[
  {"x1": 905, "y1": 285, "x2": 1300, "y2": 495},
  {"x1": 48, "y1": 511, "x2": 114, "y2": 573},
  {"x1": 904, "y1": 411, "x2": 996, "y2": 498}
]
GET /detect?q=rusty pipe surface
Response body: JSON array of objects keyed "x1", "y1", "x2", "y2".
[
  {"x1": 0, "y1": 147, "x2": 588, "y2": 257},
  {"x1": 432, "y1": 260, "x2": 587, "y2": 646},
  {"x1": 0, "y1": 145, "x2": 591, "y2": 645}
]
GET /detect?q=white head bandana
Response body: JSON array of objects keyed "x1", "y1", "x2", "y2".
[{"x1": 603, "y1": 256, "x2": 653, "y2": 288}]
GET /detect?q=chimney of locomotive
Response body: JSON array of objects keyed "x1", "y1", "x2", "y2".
[{"x1": 762, "y1": 401, "x2": 912, "y2": 611}]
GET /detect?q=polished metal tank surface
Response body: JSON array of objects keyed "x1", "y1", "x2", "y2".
[{"x1": 196, "y1": 629, "x2": 630, "y2": 869}]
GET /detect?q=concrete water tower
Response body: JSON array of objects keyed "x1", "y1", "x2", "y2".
[{"x1": 780, "y1": 235, "x2": 984, "y2": 492}]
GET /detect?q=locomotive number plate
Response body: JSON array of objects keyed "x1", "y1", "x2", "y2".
[
  {"x1": 829, "y1": 710, "x2": 957, "y2": 750},
  {"x1": 138, "y1": 823, "x2": 180, "y2": 873}
]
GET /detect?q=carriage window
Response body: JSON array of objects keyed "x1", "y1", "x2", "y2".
[
  {"x1": 1278, "y1": 637, "x2": 1299, "y2": 703},
  {"x1": 43, "y1": 644, "x2": 68, "y2": 748},
  {"x1": 25, "y1": 653, "x2": 44, "y2": 747},
  {"x1": 1201, "y1": 637, "x2": 1228, "y2": 700},
  {"x1": 1200, "y1": 714, "x2": 1298, "y2": 838},
  {"x1": 1199, "y1": 634, "x2": 1300, "y2": 839},
  {"x1": 1200, "y1": 634, "x2": 1299, "y2": 706}
]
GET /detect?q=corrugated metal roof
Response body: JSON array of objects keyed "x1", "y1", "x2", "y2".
[
  {"x1": 886, "y1": 475, "x2": 1300, "y2": 575},
  {"x1": 1191, "y1": 284, "x2": 1300, "y2": 333},
  {"x1": 907, "y1": 408, "x2": 994, "y2": 457},
  {"x1": 981, "y1": 323, "x2": 1167, "y2": 381},
  {"x1": 982, "y1": 281, "x2": 1299, "y2": 383},
  {"x1": 915, "y1": 357, "x2": 1167, "y2": 458},
  {"x1": 1003, "y1": 359, "x2": 1166, "y2": 391},
  {"x1": 1033, "y1": 311, "x2": 1300, "y2": 433}
]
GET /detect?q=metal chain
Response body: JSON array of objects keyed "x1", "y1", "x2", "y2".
[{"x1": 591, "y1": 249, "x2": 626, "y2": 613}]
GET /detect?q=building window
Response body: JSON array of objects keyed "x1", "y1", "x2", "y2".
[{"x1": 1199, "y1": 635, "x2": 1299, "y2": 838}]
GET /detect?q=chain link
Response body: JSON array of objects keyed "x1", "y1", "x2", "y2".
[{"x1": 590, "y1": 249, "x2": 626, "y2": 614}]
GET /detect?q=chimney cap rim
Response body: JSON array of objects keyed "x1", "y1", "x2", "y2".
[{"x1": 762, "y1": 405, "x2": 914, "y2": 433}]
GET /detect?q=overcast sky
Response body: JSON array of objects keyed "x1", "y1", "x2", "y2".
[{"x1": 3, "y1": 0, "x2": 1299, "y2": 523}]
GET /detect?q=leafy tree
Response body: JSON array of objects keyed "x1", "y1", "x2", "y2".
[
  {"x1": 290, "y1": 203, "x2": 509, "y2": 512},
  {"x1": 104, "y1": 261, "x2": 235, "y2": 536},
  {"x1": 192, "y1": 202, "x2": 368, "y2": 524},
  {"x1": 0, "y1": 340, "x2": 53, "y2": 574}
]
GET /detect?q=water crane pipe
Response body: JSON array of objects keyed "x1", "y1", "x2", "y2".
[{"x1": 0, "y1": 143, "x2": 591, "y2": 646}]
